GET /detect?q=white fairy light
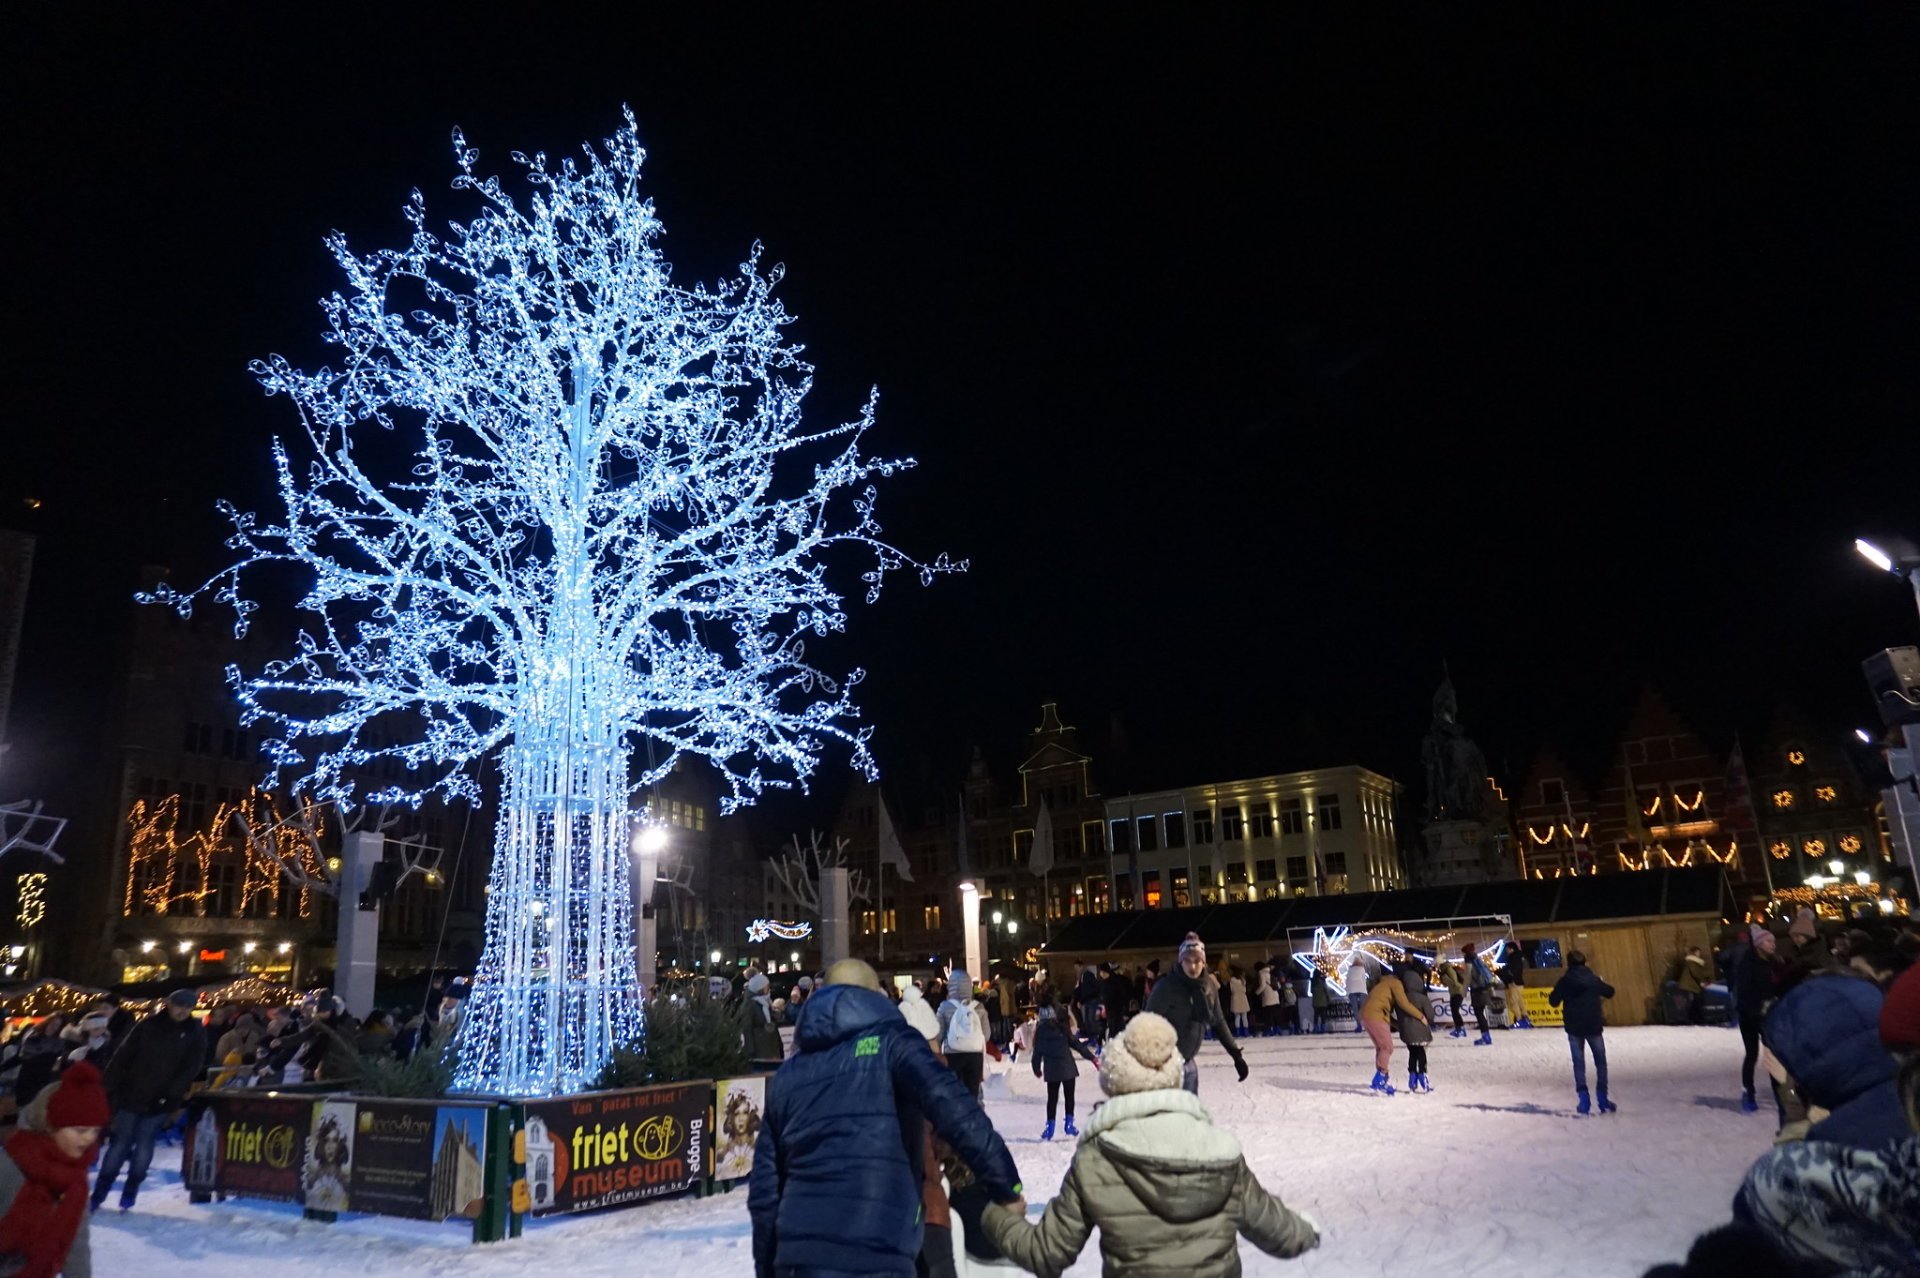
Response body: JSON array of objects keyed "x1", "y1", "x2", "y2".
[{"x1": 141, "y1": 110, "x2": 956, "y2": 1095}]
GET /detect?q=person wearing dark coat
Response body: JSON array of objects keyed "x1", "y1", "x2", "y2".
[
  {"x1": 1100, "y1": 965, "x2": 1134, "y2": 1040},
  {"x1": 92, "y1": 991, "x2": 205, "y2": 1211},
  {"x1": 1549, "y1": 951, "x2": 1616, "y2": 1114},
  {"x1": 1396, "y1": 960, "x2": 1436, "y2": 1093},
  {"x1": 1073, "y1": 966, "x2": 1103, "y2": 1043},
  {"x1": 1762, "y1": 971, "x2": 1906, "y2": 1151},
  {"x1": 1735, "y1": 926, "x2": 1782, "y2": 1112},
  {"x1": 748, "y1": 960, "x2": 1023, "y2": 1278},
  {"x1": 1142, "y1": 934, "x2": 1247, "y2": 1093},
  {"x1": 1031, "y1": 993, "x2": 1099, "y2": 1140}
]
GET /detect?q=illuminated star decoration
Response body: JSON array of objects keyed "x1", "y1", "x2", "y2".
[
  {"x1": 745, "y1": 919, "x2": 814, "y2": 943},
  {"x1": 1291, "y1": 925, "x2": 1507, "y2": 985},
  {"x1": 140, "y1": 110, "x2": 958, "y2": 1095}
]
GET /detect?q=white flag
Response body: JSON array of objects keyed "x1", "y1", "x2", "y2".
[
  {"x1": 878, "y1": 792, "x2": 913, "y2": 883},
  {"x1": 1029, "y1": 800, "x2": 1055, "y2": 878}
]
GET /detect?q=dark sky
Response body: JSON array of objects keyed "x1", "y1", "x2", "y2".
[{"x1": 6, "y1": 8, "x2": 1918, "y2": 824}]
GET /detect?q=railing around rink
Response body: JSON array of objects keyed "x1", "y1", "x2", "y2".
[{"x1": 178, "y1": 1070, "x2": 776, "y2": 1244}]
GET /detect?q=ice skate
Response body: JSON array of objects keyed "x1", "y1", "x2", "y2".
[
  {"x1": 1740, "y1": 1090, "x2": 1758, "y2": 1113},
  {"x1": 1062, "y1": 1116, "x2": 1077, "y2": 1136},
  {"x1": 1597, "y1": 1092, "x2": 1616, "y2": 1114},
  {"x1": 1474, "y1": 1031, "x2": 1492, "y2": 1046},
  {"x1": 1040, "y1": 1120, "x2": 1054, "y2": 1141},
  {"x1": 1576, "y1": 1088, "x2": 1591, "y2": 1115}
]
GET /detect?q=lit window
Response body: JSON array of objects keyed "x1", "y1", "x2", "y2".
[
  {"x1": 1771, "y1": 789, "x2": 1796, "y2": 810},
  {"x1": 1838, "y1": 834, "x2": 1863, "y2": 854},
  {"x1": 1801, "y1": 838, "x2": 1826, "y2": 858},
  {"x1": 1814, "y1": 785, "x2": 1837, "y2": 804},
  {"x1": 1768, "y1": 839, "x2": 1792, "y2": 859}
]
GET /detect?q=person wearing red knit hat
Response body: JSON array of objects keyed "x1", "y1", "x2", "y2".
[{"x1": 0, "y1": 1059, "x2": 107, "y2": 1277}]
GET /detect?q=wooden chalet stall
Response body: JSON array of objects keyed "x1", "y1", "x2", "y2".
[{"x1": 1037, "y1": 868, "x2": 1736, "y2": 1027}]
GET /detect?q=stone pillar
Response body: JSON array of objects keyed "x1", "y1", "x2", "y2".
[
  {"x1": 960, "y1": 885, "x2": 983, "y2": 981},
  {"x1": 335, "y1": 830, "x2": 384, "y2": 1018},
  {"x1": 632, "y1": 850, "x2": 658, "y2": 996},
  {"x1": 819, "y1": 867, "x2": 851, "y2": 966}
]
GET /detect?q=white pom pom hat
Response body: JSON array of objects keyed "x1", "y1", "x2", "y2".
[{"x1": 1100, "y1": 1011, "x2": 1185, "y2": 1095}]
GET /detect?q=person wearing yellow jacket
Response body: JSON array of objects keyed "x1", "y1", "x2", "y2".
[{"x1": 1357, "y1": 969, "x2": 1427, "y2": 1095}]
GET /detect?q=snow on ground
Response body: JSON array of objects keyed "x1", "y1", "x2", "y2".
[{"x1": 93, "y1": 1025, "x2": 1776, "y2": 1277}]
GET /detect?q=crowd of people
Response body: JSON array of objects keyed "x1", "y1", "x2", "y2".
[{"x1": 0, "y1": 976, "x2": 474, "y2": 1275}]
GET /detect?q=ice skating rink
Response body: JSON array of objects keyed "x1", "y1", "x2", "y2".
[{"x1": 95, "y1": 1025, "x2": 1775, "y2": 1277}]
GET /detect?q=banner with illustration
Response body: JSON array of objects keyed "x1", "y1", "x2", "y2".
[
  {"x1": 184, "y1": 1092, "x2": 488, "y2": 1220},
  {"x1": 184, "y1": 1092, "x2": 313, "y2": 1202},
  {"x1": 712, "y1": 1075, "x2": 768, "y2": 1182},
  {"x1": 521, "y1": 1082, "x2": 708, "y2": 1216}
]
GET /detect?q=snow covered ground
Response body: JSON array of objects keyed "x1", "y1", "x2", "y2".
[{"x1": 92, "y1": 1025, "x2": 1776, "y2": 1277}]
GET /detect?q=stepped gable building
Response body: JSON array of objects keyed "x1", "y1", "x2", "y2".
[
  {"x1": 1590, "y1": 688, "x2": 1768, "y2": 902},
  {"x1": 1512, "y1": 748, "x2": 1600, "y2": 877}
]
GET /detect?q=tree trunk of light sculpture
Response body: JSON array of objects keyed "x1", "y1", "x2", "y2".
[{"x1": 140, "y1": 113, "x2": 955, "y2": 1096}]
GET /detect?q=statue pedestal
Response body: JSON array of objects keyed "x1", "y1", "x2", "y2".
[{"x1": 1419, "y1": 819, "x2": 1511, "y2": 887}]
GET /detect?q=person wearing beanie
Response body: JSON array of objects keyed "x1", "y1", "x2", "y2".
[
  {"x1": 1548, "y1": 950, "x2": 1617, "y2": 1115},
  {"x1": 743, "y1": 971, "x2": 783, "y2": 1065},
  {"x1": 983, "y1": 1011, "x2": 1319, "y2": 1276},
  {"x1": 748, "y1": 958, "x2": 1023, "y2": 1278},
  {"x1": 1144, "y1": 934, "x2": 1248, "y2": 1093},
  {"x1": 1732, "y1": 964, "x2": 1920, "y2": 1275},
  {"x1": 1735, "y1": 927, "x2": 1782, "y2": 1113},
  {"x1": 1461, "y1": 943, "x2": 1495, "y2": 1045},
  {"x1": 1761, "y1": 971, "x2": 1906, "y2": 1151},
  {"x1": 936, "y1": 968, "x2": 992, "y2": 1102},
  {"x1": 898, "y1": 977, "x2": 941, "y2": 1046},
  {"x1": 0, "y1": 1060, "x2": 108, "y2": 1277},
  {"x1": 92, "y1": 990, "x2": 204, "y2": 1212}
]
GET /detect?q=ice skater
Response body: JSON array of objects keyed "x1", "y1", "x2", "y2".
[
  {"x1": 1396, "y1": 958, "x2": 1435, "y2": 1093},
  {"x1": 1030, "y1": 989, "x2": 1098, "y2": 1140},
  {"x1": 1439, "y1": 959, "x2": 1467, "y2": 1037},
  {"x1": 1462, "y1": 943, "x2": 1494, "y2": 1045},
  {"x1": 1548, "y1": 950, "x2": 1616, "y2": 1114},
  {"x1": 1358, "y1": 963, "x2": 1428, "y2": 1094}
]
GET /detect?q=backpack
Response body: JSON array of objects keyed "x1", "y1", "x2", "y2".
[{"x1": 945, "y1": 999, "x2": 986, "y2": 1053}]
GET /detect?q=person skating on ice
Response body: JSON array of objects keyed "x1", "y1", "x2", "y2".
[
  {"x1": 1031, "y1": 989, "x2": 1098, "y2": 1141},
  {"x1": 1143, "y1": 934, "x2": 1248, "y2": 1093},
  {"x1": 1462, "y1": 943, "x2": 1495, "y2": 1045},
  {"x1": 1548, "y1": 950, "x2": 1617, "y2": 1115},
  {"x1": 1396, "y1": 957, "x2": 1436, "y2": 1093},
  {"x1": 1358, "y1": 963, "x2": 1428, "y2": 1094}
]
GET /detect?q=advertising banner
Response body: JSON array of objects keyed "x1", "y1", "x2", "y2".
[
  {"x1": 342, "y1": 1101, "x2": 489, "y2": 1220},
  {"x1": 184, "y1": 1092, "x2": 489, "y2": 1221},
  {"x1": 521, "y1": 1082, "x2": 709, "y2": 1215},
  {"x1": 1522, "y1": 987, "x2": 1564, "y2": 1028},
  {"x1": 712, "y1": 1076, "x2": 768, "y2": 1182},
  {"x1": 183, "y1": 1092, "x2": 313, "y2": 1202}
]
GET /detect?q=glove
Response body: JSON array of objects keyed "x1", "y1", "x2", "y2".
[
  {"x1": 1296, "y1": 1209, "x2": 1323, "y2": 1246},
  {"x1": 1033, "y1": 1062, "x2": 1042, "y2": 1078},
  {"x1": 1233, "y1": 1053, "x2": 1249, "y2": 1082}
]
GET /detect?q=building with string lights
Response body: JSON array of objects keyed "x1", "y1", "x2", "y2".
[{"x1": 60, "y1": 568, "x2": 490, "y2": 989}]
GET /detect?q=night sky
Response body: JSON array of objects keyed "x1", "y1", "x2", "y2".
[{"x1": 7, "y1": 9, "x2": 1918, "y2": 827}]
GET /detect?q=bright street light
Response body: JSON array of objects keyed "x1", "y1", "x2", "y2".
[
  {"x1": 140, "y1": 940, "x2": 156, "y2": 954},
  {"x1": 1007, "y1": 921, "x2": 1019, "y2": 935},
  {"x1": 1856, "y1": 538, "x2": 1896, "y2": 575},
  {"x1": 243, "y1": 941, "x2": 257, "y2": 954},
  {"x1": 790, "y1": 951, "x2": 799, "y2": 964},
  {"x1": 710, "y1": 949, "x2": 722, "y2": 963},
  {"x1": 1829, "y1": 859, "x2": 1845, "y2": 876},
  {"x1": 636, "y1": 825, "x2": 668, "y2": 855},
  {"x1": 1857, "y1": 728, "x2": 1876, "y2": 744},
  {"x1": 176, "y1": 940, "x2": 192, "y2": 954},
  {"x1": 957, "y1": 880, "x2": 977, "y2": 894},
  {"x1": 1854, "y1": 870, "x2": 1872, "y2": 885},
  {"x1": 991, "y1": 911, "x2": 1003, "y2": 925},
  {"x1": 277, "y1": 941, "x2": 292, "y2": 954}
]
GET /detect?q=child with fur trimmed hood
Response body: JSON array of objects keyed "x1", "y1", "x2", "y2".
[{"x1": 983, "y1": 1011, "x2": 1319, "y2": 1277}]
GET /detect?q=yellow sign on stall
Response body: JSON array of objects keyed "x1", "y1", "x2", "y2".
[{"x1": 1522, "y1": 987, "x2": 1564, "y2": 1027}]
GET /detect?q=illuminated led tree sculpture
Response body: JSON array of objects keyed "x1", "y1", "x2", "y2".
[{"x1": 146, "y1": 111, "x2": 953, "y2": 1094}]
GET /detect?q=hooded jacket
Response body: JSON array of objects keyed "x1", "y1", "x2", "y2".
[
  {"x1": 982, "y1": 1088, "x2": 1317, "y2": 1277},
  {"x1": 1548, "y1": 964, "x2": 1615, "y2": 1039},
  {"x1": 747, "y1": 983, "x2": 1020, "y2": 1278},
  {"x1": 897, "y1": 983, "x2": 940, "y2": 1045},
  {"x1": 103, "y1": 1011, "x2": 206, "y2": 1115},
  {"x1": 1763, "y1": 975, "x2": 1906, "y2": 1151},
  {"x1": 1734, "y1": 1135, "x2": 1920, "y2": 1275}
]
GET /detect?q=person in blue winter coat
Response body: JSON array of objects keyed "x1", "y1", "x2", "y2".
[
  {"x1": 1031, "y1": 990, "x2": 1099, "y2": 1140},
  {"x1": 1548, "y1": 950, "x2": 1616, "y2": 1115},
  {"x1": 749, "y1": 959, "x2": 1025, "y2": 1278},
  {"x1": 1761, "y1": 970, "x2": 1906, "y2": 1151}
]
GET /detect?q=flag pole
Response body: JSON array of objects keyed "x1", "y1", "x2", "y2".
[{"x1": 877, "y1": 791, "x2": 885, "y2": 965}]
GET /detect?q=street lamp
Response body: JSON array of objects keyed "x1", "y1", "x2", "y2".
[{"x1": 1855, "y1": 536, "x2": 1920, "y2": 619}]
